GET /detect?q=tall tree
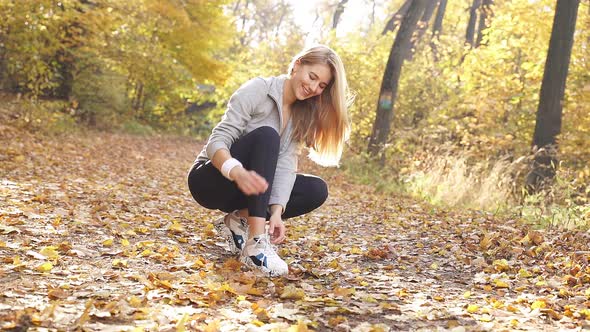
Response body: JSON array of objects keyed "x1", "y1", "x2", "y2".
[
  {"x1": 368, "y1": 0, "x2": 427, "y2": 158},
  {"x1": 430, "y1": 0, "x2": 447, "y2": 61},
  {"x1": 406, "y1": 0, "x2": 438, "y2": 60},
  {"x1": 431, "y1": 0, "x2": 447, "y2": 38},
  {"x1": 475, "y1": 0, "x2": 494, "y2": 47},
  {"x1": 332, "y1": 0, "x2": 349, "y2": 30},
  {"x1": 526, "y1": 0, "x2": 580, "y2": 188},
  {"x1": 465, "y1": 0, "x2": 481, "y2": 47},
  {"x1": 382, "y1": 0, "x2": 411, "y2": 35}
]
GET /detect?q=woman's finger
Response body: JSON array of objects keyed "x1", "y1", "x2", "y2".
[{"x1": 250, "y1": 172, "x2": 268, "y2": 191}]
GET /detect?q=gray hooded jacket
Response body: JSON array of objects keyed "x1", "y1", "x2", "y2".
[{"x1": 195, "y1": 75, "x2": 298, "y2": 212}]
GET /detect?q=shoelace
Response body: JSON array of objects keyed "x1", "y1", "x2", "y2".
[{"x1": 253, "y1": 234, "x2": 278, "y2": 258}]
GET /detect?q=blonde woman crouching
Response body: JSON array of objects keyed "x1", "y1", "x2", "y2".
[{"x1": 188, "y1": 44, "x2": 353, "y2": 277}]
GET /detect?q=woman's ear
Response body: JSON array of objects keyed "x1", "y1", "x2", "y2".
[{"x1": 292, "y1": 59, "x2": 301, "y2": 74}]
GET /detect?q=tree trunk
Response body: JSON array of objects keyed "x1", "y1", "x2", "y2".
[
  {"x1": 332, "y1": 0, "x2": 349, "y2": 30},
  {"x1": 430, "y1": 0, "x2": 447, "y2": 61},
  {"x1": 526, "y1": 0, "x2": 580, "y2": 189},
  {"x1": 475, "y1": 0, "x2": 493, "y2": 47},
  {"x1": 369, "y1": 0, "x2": 376, "y2": 30},
  {"x1": 382, "y1": 0, "x2": 411, "y2": 35},
  {"x1": 368, "y1": 0, "x2": 427, "y2": 158},
  {"x1": 406, "y1": 0, "x2": 438, "y2": 60},
  {"x1": 465, "y1": 0, "x2": 481, "y2": 47}
]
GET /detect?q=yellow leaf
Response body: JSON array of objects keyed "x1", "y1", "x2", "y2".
[
  {"x1": 40, "y1": 246, "x2": 59, "y2": 259},
  {"x1": 493, "y1": 279, "x2": 510, "y2": 288},
  {"x1": 559, "y1": 288, "x2": 570, "y2": 298},
  {"x1": 176, "y1": 313, "x2": 188, "y2": 332},
  {"x1": 493, "y1": 259, "x2": 510, "y2": 272},
  {"x1": 506, "y1": 305, "x2": 519, "y2": 313},
  {"x1": 128, "y1": 296, "x2": 143, "y2": 307},
  {"x1": 430, "y1": 262, "x2": 439, "y2": 270},
  {"x1": 543, "y1": 308, "x2": 563, "y2": 320},
  {"x1": 102, "y1": 238, "x2": 114, "y2": 246},
  {"x1": 479, "y1": 314, "x2": 493, "y2": 322},
  {"x1": 463, "y1": 291, "x2": 472, "y2": 299},
  {"x1": 280, "y1": 285, "x2": 305, "y2": 300},
  {"x1": 36, "y1": 262, "x2": 53, "y2": 272},
  {"x1": 156, "y1": 279, "x2": 174, "y2": 290},
  {"x1": 121, "y1": 238, "x2": 130, "y2": 247},
  {"x1": 510, "y1": 319, "x2": 518, "y2": 327},
  {"x1": 334, "y1": 287, "x2": 355, "y2": 297},
  {"x1": 531, "y1": 300, "x2": 546, "y2": 310},
  {"x1": 139, "y1": 249, "x2": 152, "y2": 257},
  {"x1": 535, "y1": 280, "x2": 547, "y2": 287},
  {"x1": 287, "y1": 320, "x2": 310, "y2": 332},
  {"x1": 328, "y1": 259, "x2": 340, "y2": 269},
  {"x1": 397, "y1": 289, "x2": 409, "y2": 298},
  {"x1": 13, "y1": 256, "x2": 21, "y2": 265},
  {"x1": 350, "y1": 247, "x2": 362, "y2": 254},
  {"x1": 203, "y1": 319, "x2": 220, "y2": 332},
  {"x1": 112, "y1": 259, "x2": 128, "y2": 268},
  {"x1": 168, "y1": 222, "x2": 184, "y2": 233},
  {"x1": 247, "y1": 287, "x2": 264, "y2": 296},
  {"x1": 363, "y1": 295, "x2": 378, "y2": 303},
  {"x1": 518, "y1": 268, "x2": 532, "y2": 278},
  {"x1": 492, "y1": 300, "x2": 504, "y2": 309},
  {"x1": 135, "y1": 227, "x2": 150, "y2": 234},
  {"x1": 467, "y1": 304, "x2": 479, "y2": 313}
]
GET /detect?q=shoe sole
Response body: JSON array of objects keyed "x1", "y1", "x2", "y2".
[{"x1": 239, "y1": 254, "x2": 288, "y2": 277}]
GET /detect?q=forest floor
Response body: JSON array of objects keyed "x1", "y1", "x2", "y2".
[{"x1": 1, "y1": 124, "x2": 590, "y2": 331}]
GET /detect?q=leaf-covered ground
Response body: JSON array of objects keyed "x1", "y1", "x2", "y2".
[{"x1": 1, "y1": 125, "x2": 590, "y2": 331}]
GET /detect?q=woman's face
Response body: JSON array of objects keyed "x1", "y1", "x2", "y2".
[{"x1": 291, "y1": 62, "x2": 332, "y2": 101}]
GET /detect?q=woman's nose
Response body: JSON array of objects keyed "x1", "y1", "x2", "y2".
[{"x1": 310, "y1": 81, "x2": 319, "y2": 93}]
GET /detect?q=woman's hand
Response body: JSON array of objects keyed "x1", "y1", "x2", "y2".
[
  {"x1": 231, "y1": 166, "x2": 268, "y2": 195},
  {"x1": 268, "y1": 214, "x2": 286, "y2": 244}
]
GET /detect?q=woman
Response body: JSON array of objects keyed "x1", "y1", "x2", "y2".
[{"x1": 188, "y1": 44, "x2": 352, "y2": 277}]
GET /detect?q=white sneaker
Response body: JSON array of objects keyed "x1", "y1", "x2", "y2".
[
  {"x1": 240, "y1": 234, "x2": 288, "y2": 277},
  {"x1": 214, "y1": 211, "x2": 248, "y2": 254}
]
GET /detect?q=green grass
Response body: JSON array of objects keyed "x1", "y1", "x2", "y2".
[{"x1": 340, "y1": 149, "x2": 589, "y2": 230}]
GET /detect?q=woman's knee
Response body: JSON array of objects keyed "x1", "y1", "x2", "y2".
[
  {"x1": 250, "y1": 126, "x2": 279, "y2": 147},
  {"x1": 310, "y1": 177, "x2": 329, "y2": 208}
]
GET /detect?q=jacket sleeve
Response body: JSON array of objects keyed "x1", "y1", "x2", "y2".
[
  {"x1": 205, "y1": 78, "x2": 267, "y2": 159},
  {"x1": 269, "y1": 143, "x2": 298, "y2": 213}
]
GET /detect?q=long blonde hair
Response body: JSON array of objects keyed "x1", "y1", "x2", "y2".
[{"x1": 288, "y1": 45, "x2": 353, "y2": 167}]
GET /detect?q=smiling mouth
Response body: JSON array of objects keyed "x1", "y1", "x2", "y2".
[{"x1": 302, "y1": 86, "x2": 311, "y2": 97}]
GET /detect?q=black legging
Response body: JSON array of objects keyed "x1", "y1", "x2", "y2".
[{"x1": 188, "y1": 126, "x2": 328, "y2": 219}]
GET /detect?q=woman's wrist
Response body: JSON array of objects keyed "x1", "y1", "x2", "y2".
[
  {"x1": 228, "y1": 165, "x2": 245, "y2": 181},
  {"x1": 269, "y1": 204, "x2": 283, "y2": 216},
  {"x1": 221, "y1": 158, "x2": 242, "y2": 180}
]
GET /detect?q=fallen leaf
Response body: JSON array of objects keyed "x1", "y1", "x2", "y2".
[
  {"x1": 280, "y1": 285, "x2": 305, "y2": 300},
  {"x1": 36, "y1": 262, "x2": 53, "y2": 272}
]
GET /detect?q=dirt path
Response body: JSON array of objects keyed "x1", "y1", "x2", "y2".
[{"x1": 1, "y1": 128, "x2": 589, "y2": 331}]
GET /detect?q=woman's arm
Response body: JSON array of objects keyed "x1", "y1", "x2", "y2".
[
  {"x1": 205, "y1": 78, "x2": 266, "y2": 161},
  {"x1": 269, "y1": 204, "x2": 286, "y2": 244},
  {"x1": 211, "y1": 148, "x2": 268, "y2": 196}
]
